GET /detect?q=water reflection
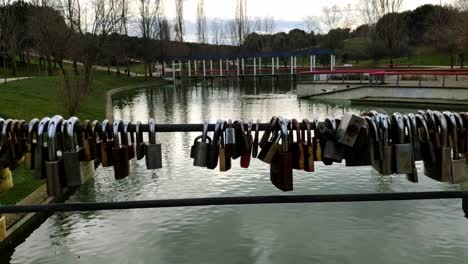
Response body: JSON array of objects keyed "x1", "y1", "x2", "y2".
[{"x1": 7, "y1": 78, "x2": 468, "y2": 264}]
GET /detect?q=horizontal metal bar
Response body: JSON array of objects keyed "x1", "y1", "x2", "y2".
[{"x1": 0, "y1": 191, "x2": 466, "y2": 214}]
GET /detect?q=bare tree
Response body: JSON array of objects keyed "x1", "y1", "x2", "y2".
[
  {"x1": 262, "y1": 15, "x2": 275, "y2": 33},
  {"x1": 174, "y1": 0, "x2": 183, "y2": 42},
  {"x1": 196, "y1": 0, "x2": 206, "y2": 43},
  {"x1": 232, "y1": 0, "x2": 249, "y2": 46},
  {"x1": 139, "y1": 0, "x2": 160, "y2": 76},
  {"x1": 321, "y1": 5, "x2": 344, "y2": 31},
  {"x1": 303, "y1": 15, "x2": 321, "y2": 33},
  {"x1": 455, "y1": 0, "x2": 468, "y2": 10},
  {"x1": 211, "y1": 18, "x2": 224, "y2": 45}
]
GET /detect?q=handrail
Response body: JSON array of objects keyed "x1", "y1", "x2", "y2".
[{"x1": 1, "y1": 192, "x2": 468, "y2": 215}]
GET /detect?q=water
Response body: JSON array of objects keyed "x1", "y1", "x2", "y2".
[{"x1": 6, "y1": 79, "x2": 468, "y2": 263}]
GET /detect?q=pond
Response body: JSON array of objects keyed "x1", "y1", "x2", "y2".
[{"x1": 5, "y1": 78, "x2": 468, "y2": 263}]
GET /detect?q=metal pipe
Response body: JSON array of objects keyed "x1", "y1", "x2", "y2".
[{"x1": 0, "y1": 191, "x2": 466, "y2": 214}]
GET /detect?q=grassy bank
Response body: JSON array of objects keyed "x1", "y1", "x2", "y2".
[{"x1": 0, "y1": 70, "x2": 165, "y2": 205}]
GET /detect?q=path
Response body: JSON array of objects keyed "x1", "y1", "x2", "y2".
[{"x1": 0, "y1": 77, "x2": 31, "y2": 85}]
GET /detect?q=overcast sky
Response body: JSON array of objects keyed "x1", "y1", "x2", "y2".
[{"x1": 161, "y1": 0, "x2": 443, "y2": 21}]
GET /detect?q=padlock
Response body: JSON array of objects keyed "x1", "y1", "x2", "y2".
[
  {"x1": 445, "y1": 112, "x2": 467, "y2": 184},
  {"x1": 345, "y1": 116, "x2": 371, "y2": 167},
  {"x1": 113, "y1": 120, "x2": 130, "y2": 179},
  {"x1": 193, "y1": 121, "x2": 212, "y2": 167},
  {"x1": 336, "y1": 112, "x2": 364, "y2": 147},
  {"x1": 219, "y1": 121, "x2": 232, "y2": 172},
  {"x1": 100, "y1": 120, "x2": 114, "y2": 167},
  {"x1": 257, "y1": 117, "x2": 279, "y2": 163},
  {"x1": 407, "y1": 113, "x2": 423, "y2": 161},
  {"x1": 80, "y1": 120, "x2": 93, "y2": 162},
  {"x1": 145, "y1": 118, "x2": 163, "y2": 169},
  {"x1": 403, "y1": 115, "x2": 418, "y2": 183},
  {"x1": 363, "y1": 116, "x2": 381, "y2": 171},
  {"x1": 91, "y1": 120, "x2": 102, "y2": 169},
  {"x1": 0, "y1": 167, "x2": 13, "y2": 193},
  {"x1": 44, "y1": 116, "x2": 65, "y2": 197},
  {"x1": 63, "y1": 117, "x2": 85, "y2": 187},
  {"x1": 416, "y1": 114, "x2": 436, "y2": 163},
  {"x1": 207, "y1": 120, "x2": 222, "y2": 170},
  {"x1": 301, "y1": 119, "x2": 314, "y2": 172},
  {"x1": 313, "y1": 125, "x2": 322, "y2": 162},
  {"x1": 25, "y1": 118, "x2": 39, "y2": 170},
  {"x1": 251, "y1": 119, "x2": 260, "y2": 158},
  {"x1": 289, "y1": 119, "x2": 304, "y2": 170},
  {"x1": 453, "y1": 113, "x2": 466, "y2": 155},
  {"x1": 16, "y1": 120, "x2": 28, "y2": 165},
  {"x1": 224, "y1": 120, "x2": 236, "y2": 158},
  {"x1": 320, "y1": 117, "x2": 344, "y2": 164},
  {"x1": 380, "y1": 114, "x2": 393, "y2": 175},
  {"x1": 240, "y1": 121, "x2": 253, "y2": 168},
  {"x1": 124, "y1": 121, "x2": 135, "y2": 160},
  {"x1": 34, "y1": 117, "x2": 50, "y2": 179},
  {"x1": 270, "y1": 117, "x2": 293, "y2": 192},
  {"x1": 392, "y1": 113, "x2": 413, "y2": 175},
  {"x1": 2, "y1": 120, "x2": 17, "y2": 169},
  {"x1": 136, "y1": 121, "x2": 145, "y2": 160},
  {"x1": 435, "y1": 111, "x2": 453, "y2": 183}
]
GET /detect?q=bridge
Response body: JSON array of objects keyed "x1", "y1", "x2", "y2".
[
  {"x1": 296, "y1": 69, "x2": 468, "y2": 106},
  {"x1": 153, "y1": 49, "x2": 337, "y2": 81}
]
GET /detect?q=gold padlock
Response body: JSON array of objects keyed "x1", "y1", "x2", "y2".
[{"x1": 0, "y1": 167, "x2": 14, "y2": 193}]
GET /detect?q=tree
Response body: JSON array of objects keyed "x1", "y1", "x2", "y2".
[
  {"x1": 174, "y1": 0, "x2": 183, "y2": 42},
  {"x1": 139, "y1": 0, "x2": 160, "y2": 76},
  {"x1": 211, "y1": 18, "x2": 224, "y2": 45},
  {"x1": 456, "y1": 0, "x2": 468, "y2": 10},
  {"x1": 196, "y1": 0, "x2": 206, "y2": 43},
  {"x1": 231, "y1": 0, "x2": 249, "y2": 46},
  {"x1": 321, "y1": 5, "x2": 343, "y2": 31},
  {"x1": 375, "y1": 12, "x2": 408, "y2": 67},
  {"x1": 303, "y1": 16, "x2": 321, "y2": 33}
]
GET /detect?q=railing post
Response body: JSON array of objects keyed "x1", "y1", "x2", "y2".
[
  {"x1": 172, "y1": 60, "x2": 175, "y2": 80},
  {"x1": 163, "y1": 61, "x2": 166, "y2": 76},
  {"x1": 272, "y1": 57, "x2": 275, "y2": 75},
  {"x1": 290, "y1": 56, "x2": 293, "y2": 75},
  {"x1": 203, "y1": 60, "x2": 206, "y2": 78},
  {"x1": 188, "y1": 60, "x2": 191, "y2": 77},
  {"x1": 226, "y1": 59, "x2": 229, "y2": 74},
  {"x1": 259, "y1": 57, "x2": 262, "y2": 71},
  {"x1": 210, "y1": 60, "x2": 213, "y2": 76},
  {"x1": 219, "y1": 59, "x2": 223, "y2": 77},
  {"x1": 194, "y1": 60, "x2": 197, "y2": 75},
  {"x1": 254, "y1": 57, "x2": 256, "y2": 76},
  {"x1": 237, "y1": 58, "x2": 240, "y2": 76},
  {"x1": 178, "y1": 61, "x2": 182, "y2": 77},
  {"x1": 276, "y1": 57, "x2": 279, "y2": 69},
  {"x1": 241, "y1": 58, "x2": 245, "y2": 75}
]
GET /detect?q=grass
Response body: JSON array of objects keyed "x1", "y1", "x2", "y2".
[{"x1": 0, "y1": 67, "x2": 165, "y2": 205}]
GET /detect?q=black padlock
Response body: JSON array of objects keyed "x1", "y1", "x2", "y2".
[
  {"x1": 193, "y1": 121, "x2": 212, "y2": 167},
  {"x1": 219, "y1": 121, "x2": 232, "y2": 172},
  {"x1": 379, "y1": 114, "x2": 393, "y2": 175},
  {"x1": 92, "y1": 120, "x2": 102, "y2": 169},
  {"x1": 25, "y1": 118, "x2": 39, "y2": 170},
  {"x1": 270, "y1": 117, "x2": 293, "y2": 192},
  {"x1": 207, "y1": 120, "x2": 222, "y2": 170},
  {"x1": 403, "y1": 115, "x2": 418, "y2": 183},
  {"x1": 301, "y1": 119, "x2": 314, "y2": 172},
  {"x1": 251, "y1": 119, "x2": 260, "y2": 158},
  {"x1": 240, "y1": 121, "x2": 253, "y2": 168},
  {"x1": 113, "y1": 120, "x2": 130, "y2": 179},
  {"x1": 407, "y1": 113, "x2": 423, "y2": 161},
  {"x1": 392, "y1": 113, "x2": 413, "y2": 175},
  {"x1": 136, "y1": 121, "x2": 145, "y2": 160},
  {"x1": 345, "y1": 116, "x2": 371, "y2": 167},
  {"x1": 124, "y1": 121, "x2": 136, "y2": 160},
  {"x1": 319, "y1": 117, "x2": 344, "y2": 164}
]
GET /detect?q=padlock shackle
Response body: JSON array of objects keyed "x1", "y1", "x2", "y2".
[
  {"x1": 37, "y1": 117, "x2": 50, "y2": 147},
  {"x1": 201, "y1": 121, "x2": 209, "y2": 143},
  {"x1": 289, "y1": 119, "x2": 301, "y2": 144},
  {"x1": 66, "y1": 117, "x2": 80, "y2": 152},
  {"x1": 148, "y1": 118, "x2": 156, "y2": 144},
  {"x1": 433, "y1": 111, "x2": 448, "y2": 148},
  {"x1": 379, "y1": 115, "x2": 390, "y2": 146},
  {"x1": 113, "y1": 120, "x2": 123, "y2": 148},
  {"x1": 259, "y1": 116, "x2": 277, "y2": 148},
  {"x1": 443, "y1": 111, "x2": 459, "y2": 158},
  {"x1": 1, "y1": 119, "x2": 14, "y2": 144},
  {"x1": 363, "y1": 116, "x2": 379, "y2": 143},
  {"x1": 278, "y1": 117, "x2": 289, "y2": 152},
  {"x1": 91, "y1": 120, "x2": 101, "y2": 142},
  {"x1": 27, "y1": 118, "x2": 40, "y2": 142},
  {"x1": 301, "y1": 119, "x2": 312, "y2": 145},
  {"x1": 402, "y1": 115, "x2": 413, "y2": 144},
  {"x1": 123, "y1": 121, "x2": 131, "y2": 146},
  {"x1": 392, "y1": 112, "x2": 405, "y2": 144},
  {"x1": 47, "y1": 115, "x2": 64, "y2": 161},
  {"x1": 101, "y1": 120, "x2": 111, "y2": 143},
  {"x1": 212, "y1": 120, "x2": 222, "y2": 145}
]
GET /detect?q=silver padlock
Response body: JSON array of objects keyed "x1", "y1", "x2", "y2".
[
  {"x1": 63, "y1": 117, "x2": 84, "y2": 187},
  {"x1": 444, "y1": 112, "x2": 466, "y2": 184},
  {"x1": 145, "y1": 118, "x2": 162, "y2": 169},
  {"x1": 44, "y1": 116, "x2": 65, "y2": 197},
  {"x1": 336, "y1": 112, "x2": 364, "y2": 147},
  {"x1": 34, "y1": 117, "x2": 50, "y2": 179}
]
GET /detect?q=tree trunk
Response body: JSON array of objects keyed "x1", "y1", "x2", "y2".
[
  {"x1": 73, "y1": 60, "x2": 78, "y2": 75},
  {"x1": 46, "y1": 56, "x2": 52, "y2": 76}
]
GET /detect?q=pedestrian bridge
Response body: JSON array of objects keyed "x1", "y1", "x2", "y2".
[{"x1": 296, "y1": 69, "x2": 468, "y2": 106}]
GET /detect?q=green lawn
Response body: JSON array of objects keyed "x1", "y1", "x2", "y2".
[{"x1": 0, "y1": 69, "x2": 164, "y2": 205}]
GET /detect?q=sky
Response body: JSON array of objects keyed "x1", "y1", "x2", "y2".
[
  {"x1": 161, "y1": 0, "x2": 443, "y2": 21},
  {"x1": 128, "y1": 0, "x2": 447, "y2": 41}
]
